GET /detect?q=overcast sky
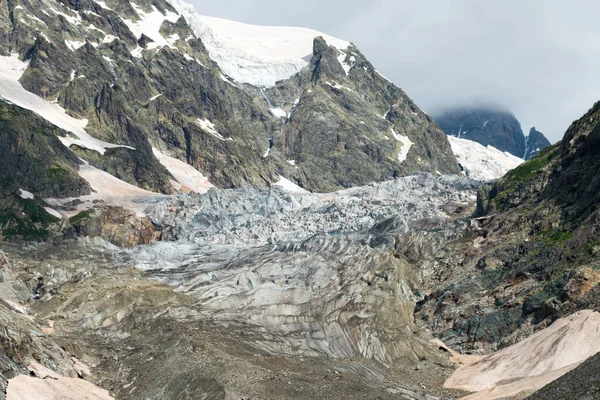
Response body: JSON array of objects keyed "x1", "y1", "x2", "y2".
[{"x1": 188, "y1": 0, "x2": 600, "y2": 142}]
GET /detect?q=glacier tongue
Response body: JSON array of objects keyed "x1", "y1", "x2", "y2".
[
  {"x1": 167, "y1": 0, "x2": 350, "y2": 87},
  {"x1": 132, "y1": 174, "x2": 480, "y2": 363}
]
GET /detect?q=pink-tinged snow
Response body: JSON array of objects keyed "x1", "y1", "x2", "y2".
[
  {"x1": 272, "y1": 176, "x2": 310, "y2": 193},
  {"x1": 448, "y1": 136, "x2": 523, "y2": 181},
  {"x1": 152, "y1": 148, "x2": 214, "y2": 194},
  {"x1": 0, "y1": 54, "x2": 132, "y2": 155},
  {"x1": 167, "y1": 0, "x2": 349, "y2": 87},
  {"x1": 121, "y1": 3, "x2": 180, "y2": 56},
  {"x1": 6, "y1": 362, "x2": 113, "y2": 400},
  {"x1": 445, "y1": 310, "x2": 600, "y2": 399},
  {"x1": 391, "y1": 129, "x2": 413, "y2": 163},
  {"x1": 45, "y1": 163, "x2": 166, "y2": 218}
]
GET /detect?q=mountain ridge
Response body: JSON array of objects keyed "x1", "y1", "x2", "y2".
[{"x1": 0, "y1": 0, "x2": 467, "y2": 201}]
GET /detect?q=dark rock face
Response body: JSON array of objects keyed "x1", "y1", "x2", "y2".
[
  {"x1": 524, "y1": 127, "x2": 552, "y2": 160},
  {"x1": 0, "y1": 100, "x2": 90, "y2": 199},
  {"x1": 416, "y1": 101, "x2": 600, "y2": 354},
  {"x1": 434, "y1": 108, "x2": 527, "y2": 158},
  {"x1": 271, "y1": 38, "x2": 460, "y2": 192},
  {"x1": 0, "y1": 100, "x2": 92, "y2": 240},
  {"x1": 0, "y1": 0, "x2": 460, "y2": 198}
]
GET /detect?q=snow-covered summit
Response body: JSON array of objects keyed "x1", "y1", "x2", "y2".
[{"x1": 167, "y1": 0, "x2": 350, "y2": 87}]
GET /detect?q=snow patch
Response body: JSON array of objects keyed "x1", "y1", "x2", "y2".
[
  {"x1": 272, "y1": 176, "x2": 309, "y2": 193},
  {"x1": 391, "y1": 129, "x2": 413, "y2": 163},
  {"x1": 196, "y1": 118, "x2": 231, "y2": 141},
  {"x1": 338, "y1": 51, "x2": 356, "y2": 76},
  {"x1": 65, "y1": 40, "x2": 85, "y2": 51},
  {"x1": 18, "y1": 189, "x2": 34, "y2": 200},
  {"x1": 44, "y1": 207, "x2": 62, "y2": 219},
  {"x1": 270, "y1": 108, "x2": 287, "y2": 118},
  {"x1": 152, "y1": 148, "x2": 213, "y2": 194},
  {"x1": 325, "y1": 81, "x2": 352, "y2": 92},
  {"x1": 219, "y1": 73, "x2": 237, "y2": 87},
  {"x1": 45, "y1": 164, "x2": 166, "y2": 217},
  {"x1": 448, "y1": 136, "x2": 523, "y2": 181},
  {"x1": 122, "y1": 4, "x2": 179, "y2": 57},
  {"x1": 49, "y1": 7, "x2": 82, "y2": 26},
  {"x1": 94, "y1": 1, "x2": 113, "y2": 11}
]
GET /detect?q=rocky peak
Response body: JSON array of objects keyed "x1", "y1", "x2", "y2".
[
  {"x1": 309, "y1": 36, "x2": 347, "y2": 81},
  {"x1": 524, "y1": 126, "x2": 551, "y2": 159}
]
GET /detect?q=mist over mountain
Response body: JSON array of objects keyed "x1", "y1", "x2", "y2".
[{"x1": 434, "y1": 107, "x2": 552, "y2": 160}]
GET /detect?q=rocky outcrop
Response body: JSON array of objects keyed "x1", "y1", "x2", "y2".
[
  {"x1": 0, "y1": 100, "x2": 91, "y2": 240},
  {"x1": 62, "y1": 207, "x2": 162, "y2": 248},
  {"x1": 269, "y1": 38, "x2": 460, "y2": 192},
  {"x1": 0, "y1": 100, "x2": 90, "y2": 199},
  {"x1": 434, "y1": 108, "x2": 552, "y2": 160},
  {"x1": 0, "y1": 283, "x2": 93, "y2": 399}
]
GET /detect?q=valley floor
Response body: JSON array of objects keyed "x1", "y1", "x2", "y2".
[{"x1": 1, "y1": 174, "x2": 599, "y2": 400}]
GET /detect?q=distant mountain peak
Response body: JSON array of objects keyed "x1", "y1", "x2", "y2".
[
  {"x1": 433, "y1": 107, "x2": 551, "y2": 160},
  {"x1": 524, "y1": 127, "x2": 552, "y2": 160}
]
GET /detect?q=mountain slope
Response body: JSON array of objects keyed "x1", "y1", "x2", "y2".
[
  {"x1": 168, "y1": 2, "x2": 350, "y2": 88},
  {"x1": 416, "y1": 101, "x2": 600, "y2": 358},
  {"x1": 0, "y1": 0, "x2": 462, "y2": 211}
]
